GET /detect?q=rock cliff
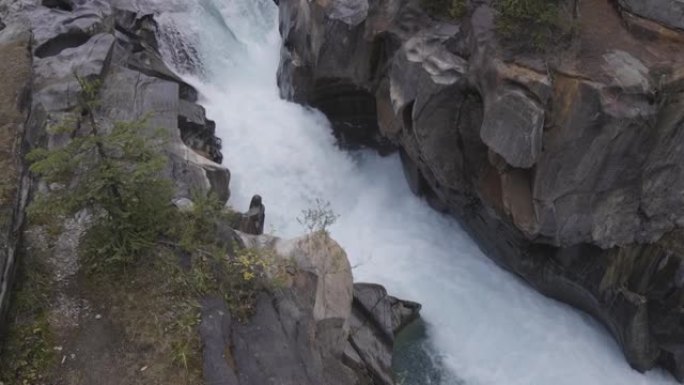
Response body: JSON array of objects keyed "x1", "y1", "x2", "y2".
[{"x1": 276, "y1": 0, "x2": 684, "y2": 379}]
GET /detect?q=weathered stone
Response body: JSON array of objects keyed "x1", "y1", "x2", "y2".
[
  {"x1": 33, "y1": 33, "x2": 115, "y2": 111},
  {"x1": 349, "y1": 284, "x2": 420, "y2": 385},
  {"x1": 480, "y1": 88, "x2": 544, "y2": 168},
  {"x1": 235, "y1": 233, "x2": 420, "y2": 385},
  {"x1": 200, "y1": 297, "x2": 240, "y2": 385},
  {"x1": 276, "y1": 0, "x2": 684, "y2": 379},
  {"x1": 237, "y1": 195, "x2": 266, "y2": 235},
  {"x1": 618, "y1": 0, "x2": 684, "y2": 31}
]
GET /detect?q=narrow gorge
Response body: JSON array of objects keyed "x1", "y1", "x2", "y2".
[{"x1": 1, "y1": 0, "x2": 684, "y2": 384}]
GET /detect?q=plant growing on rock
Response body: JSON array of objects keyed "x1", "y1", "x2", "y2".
[
  {"x1": 169, "y1": 192, "x2": 271, "y2": 321},
  {"x1": 297, "y1": 198, "x2": 339, "y2": 235},
  {"x1": 495, "y1": 0, "x2": 575, "y2": 52},
  {"x1": 26, "y1": 76, "x2": 174, "y2": 271},
  {"x1": 422, "y1": 0, "x2": 468, "y2": 19}
]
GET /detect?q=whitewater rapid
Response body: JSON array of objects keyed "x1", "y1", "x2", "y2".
[{"x1": 154, "y1": 0, "x2": 678, "y2": 384}]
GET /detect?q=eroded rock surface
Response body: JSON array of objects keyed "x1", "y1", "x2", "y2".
[
  {"x1": 277, "y1": 0, "x2": 684, "y2": 379},
  {"x1": 207, "y1": 232, "x2": 422, "y2": 385},
  {"x1": 0, "y1": 0, "x2": 228, "y2": 380}
]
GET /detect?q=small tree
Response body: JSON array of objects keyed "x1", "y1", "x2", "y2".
[
  {"x1": 297, "y1": 198, "x2": 339, "y2": 235},
  {"x1": 27, "y1": 76, "x2": 174, "y2": 270}
]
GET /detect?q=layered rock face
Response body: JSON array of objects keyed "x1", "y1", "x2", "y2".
[
  {"x1": 0, "y1": 0, "x2": 229, "y2": 326},
  {"x1": 222, "y1": 233, "x2": 420, "y2": 385},
  {"x1": 277, "y1": 0, "x2": 684, "y2": 379}
]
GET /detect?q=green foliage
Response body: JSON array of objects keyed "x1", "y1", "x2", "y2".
[
  {"x1": 0, "y1": 250, "x2": 56, "y2": 384},
  {"x1": 297, "y1": 198, "x2": 339, "y2": 235},
  {"x1": 495, "y1": 0, "x2": 574, "y2": 52},
  {"x1": 0, "y1": 159, "x2": 17, "y2": 207},
  {"x1": 422, "y1": 0, "x2": 468, "y2": 19},
  {"x1": 169, "y1": 193, "x2": 269, "y2": 321},
  {"x1": 27, "y1": 115, "x2": 174, "y2": 271}
]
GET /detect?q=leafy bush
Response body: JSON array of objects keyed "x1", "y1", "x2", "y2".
[
  {"x1": 0, "y1": 247, "x2": 56, "y2": 384},
  {"x1": 170, "y1": 193, "x2": 269, "y2": 321},
  {"x1": 422, "y1": 0, "x2": 468, "y2": 19},
  {"x1": 495, "y1": 0, "x2": 574, "y2": 52}
]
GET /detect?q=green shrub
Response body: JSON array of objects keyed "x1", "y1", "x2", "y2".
[
  {"x1": 422, "y1": 0, "x2": 468, "y2": 19},
  {"x1": 495, "y1": 0, "x2": 574, "y2": 52},
  {"x1": 0, "y1": 249, "x2": 56, "y2": 384},
  {"x1": 26, "y1": 77, "x2": 174, "y2": 271},
  {"x1": 169, "y1": 193, "x2": 269, "y2": 321}
]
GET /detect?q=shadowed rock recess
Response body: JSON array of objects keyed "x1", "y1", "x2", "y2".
[
  {"x1": 277, "y1": 0, "x2": 684, "y2": 380},
  {"x1": 0, "y1": 0, "x2": 419, "y2": 384}
]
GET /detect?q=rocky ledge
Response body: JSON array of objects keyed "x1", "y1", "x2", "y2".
[
  {"x1": 219, "y1": 232, "x2": 420, "y2": 385},
  {"x1": 0, "y1": 0, "x2": 229, "y2": 328},
  {"x1": 277, "y1": 0, "x2": 684, "y2": 380}
]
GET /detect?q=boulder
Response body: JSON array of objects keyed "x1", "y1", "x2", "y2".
[{"x1": 230, "y1": 232, "x2": 421, "y2": 385}]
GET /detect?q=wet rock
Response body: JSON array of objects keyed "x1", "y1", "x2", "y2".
[
  {"x1": 237, "y1": 195, "x2": 265, "y2": 235},
  {"x1": 179, "y1": 100, "x2": 223, "y2": 164},
  {"x1": 348, "y1": 284, "x2": 421, "y2": 385}
]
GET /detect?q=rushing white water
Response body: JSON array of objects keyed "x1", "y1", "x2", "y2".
[{"x1": 154, "y1": 0, "x2": 678, "y2": 384}]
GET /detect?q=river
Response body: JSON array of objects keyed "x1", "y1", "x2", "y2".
[{"x1": 153, "y1": 0, "x2": 677, "y2": 384}]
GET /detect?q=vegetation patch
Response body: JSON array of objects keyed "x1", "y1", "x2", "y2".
[
  {"x1": 27, "y1": 78, "x2": 174, "y2": 272},
  {"x1": 495, "y1": 0, "x2": 575, "y2": 52},
  {"x1": 422, "y1": 0, "x2": 468, "y2": 19},
  {"x1": 4, "y1": 75, "x2": 274, "y2": 381},
  {"x1": 170, "y1": 193, "x2": 271, "y2": 321},
  {"x1": 0, "y1": 248, "x2": 56, "y2": 384}
]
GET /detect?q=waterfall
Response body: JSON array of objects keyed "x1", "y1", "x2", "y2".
[{"x1": 150, "y1": 0, "x2": 677, "y2": 384}]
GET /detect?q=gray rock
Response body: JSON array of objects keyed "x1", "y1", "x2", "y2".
[
  {"x1": 237, "y1": 195, "x2": 265, "y2": 235},
  {"x1": 275, "y1": 0, "x2": 684, "y2": 379},
  {"x1": 618, "y1": 0, "x2": 684, "y2": 31},
  {"x1": 349, "y1": 284, "x2": 421, "y2": 385},
  {"x1": 480, "y1": 88, "x2": 544, "y2": 168},
  {"x1": 200, "y1": 297, "x2": 240, "y2": 385},
  {"x1": 33, "y1": 33, "x2": 115, "y2": 111},
  {"x1": 98, "y1": 66, "x2": 230, "y2": 203},
  {"x1": 230, "y1": 233, "x2": 421, "y2": 385}
]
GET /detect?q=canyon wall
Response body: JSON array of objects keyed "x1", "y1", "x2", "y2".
[{"x1": 277, "y1": 0, "x2": 684, "y2": 379}]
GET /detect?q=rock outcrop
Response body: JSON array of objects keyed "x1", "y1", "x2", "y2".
[
  {"x1": 277, "y1": 0, "x2": 684, "y2": 379},
  {"x1": 0, "y1": 0, "x2": 228, "y2": 365},
  {"x1": 226, "y1": 232, "x2": 420, "y2": 385}
]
